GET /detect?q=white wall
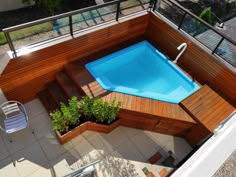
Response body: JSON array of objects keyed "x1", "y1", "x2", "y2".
[
  {"x1": 0, "y1": 0, "x2": 32, "y2": 12},
  {"x1": 171, "y1": 110, "x2": 236, "y2": 177}
]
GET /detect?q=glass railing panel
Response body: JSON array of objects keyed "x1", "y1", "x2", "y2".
[
  {"x1": 0, "y1": 32, "x2": 10, "y2": 56},
  {"x1": 181, "y1": 14, "x2": 208, "y2": 36},
  {"x1": 181, "y1": 14, "x2": 222, "y2": 51},
  {"x1": 215, "y1": 39, "x2": 236, "y2": 67},
  {"x1": 72, "y1": 4, "x2": 117, "y2": 32},
  {"x1": 120, "y1": 0, "x2": 148, "y2": 16},
  {"x1": 155, "y1": 0, "x2": 185, "y2": 26},
  {"x1": 9, "y1": 17, "x2": 70, "y2": 50}
]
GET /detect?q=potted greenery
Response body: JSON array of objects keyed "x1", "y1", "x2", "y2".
[
  {"x1": 78, "y1": 95, "x2": 94, "y2": 122},
  {"x1": 87, "y1": 97, "x2": 121, "y2": 133},
  {"x1": 50, "y1": 95, "x2": 122, "y2": 144},
  {"x1": 50, "y1": 96, "x2": 83, "y2": 143}
]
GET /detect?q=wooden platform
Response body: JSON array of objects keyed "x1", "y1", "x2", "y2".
[
  {"x1": 63, "y1": 60, "x2": 196, "y2": 136},
  {"x1": 180, "y1": 85, "x2": 235, "y2": 132}
]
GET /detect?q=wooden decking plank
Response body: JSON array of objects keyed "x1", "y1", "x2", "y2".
[
  {"x1": 207, "y1": 107, "x2": 234, "y2": 131},
  {"x1": 187, "y1": 86, "x2": 214, "y2": 110},
  {"x1": 68, "y1": 62, "x2": 195, "y2": 125},
  {"x1": 204, "y1": 102, "x2": 234, "y2": 126},
  {"x1": 194, "y1": 95, "x2": 224, "y2": 118},
  {"x1": 181, "y1": 85, "x2": 210, "y2": 106},
  {"x1": 180, "y1": 84, "x2": 235, "y2": 132},
  {"x1": 191, "y1": 91, "x2": 220, "y2": 116}
]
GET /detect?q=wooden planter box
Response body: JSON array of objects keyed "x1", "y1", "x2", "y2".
[
  {"x1": 55, "y1": 119, "x2": 120, "y2": 144},
  {"x1": 87, "y1": 119, "x2": 121, "y2": 133},
  {"x1": 55, "y1": 122, "x2": 88, "y2": 144}
]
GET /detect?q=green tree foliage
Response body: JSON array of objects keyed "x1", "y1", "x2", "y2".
[
  {"x1": 50, "y1": 96, "x2": 80, "y2": 134},
  {"x1": 22, "y1": 0, "x2": 63, "y2": 15},
  {"x1": 199, "y1": 7, "x2": 213, "y2": 25},
  {"x1": 78, "y1": 96, "x2": 94, "y2": 119},
  {"x1": 92, "y1": 97, "x2": 121, "y2": 124}
]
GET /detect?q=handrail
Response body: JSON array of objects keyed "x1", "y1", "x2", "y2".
[
  {"x1": 2, "y1": 0, "x2": 121, "y2": 33},
  {"x1": 61, "y1": 160, "x2": 100, "y2": 177},
  {"x1": 161, "y1": 0, "x2": 236, "y2": 45}
]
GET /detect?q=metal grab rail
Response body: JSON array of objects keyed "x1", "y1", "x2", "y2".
[{"x1": 61, "y1": 160, "x2": 100, "y2": 177}]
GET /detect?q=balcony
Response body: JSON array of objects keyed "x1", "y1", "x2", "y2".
[{"x1": 0, "y1": 0, "x2": 235, "y2": 176}]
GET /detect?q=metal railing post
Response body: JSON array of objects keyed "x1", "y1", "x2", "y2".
[
  {"x1": 152, "y1": 0, "x2": 158, "y2": 11},
  {"x1": 178, "y1": 12, "x2": 187, "y2": 30},
  {"x1": 116, "y1": 0, "x2": 121, "y2": 21},
  {"x1": 69, "y1": 15, "x2": 74, "y2": 38},
  {"x1": 212, "y1": 37, "x2": 224, "y2": 55},
  {"x1": 4, "y1": 32, "x2": 17, "y2": 58}
]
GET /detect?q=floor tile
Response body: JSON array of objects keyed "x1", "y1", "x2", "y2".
[
  {"x1": 0, "y1": 134, "x2": 10, "y2": 161},
  {"x1": 39, "y1": 132, "x2": 73, "y2": 161},
  {"x1": 50, "y1": 148, "x2": 82, "y2": 177},
  {"x1": 131, "y1": 132, "x2": 162, "y2": 160},
  {"x1": 24, "y1": 99, "x2": 47, "y2": 119},
  {"x1": 2, "y1": 128, "x2": 36, "y2": 154},
  {"x1": 0, "y1": 157, "x2": 20, "y2": 177},
  {"x1": 72, "y1": 135, "x2": 103, "y2": 164},
  {"x1": 95, "y1": 155, "x2": 126, "y2": 177},
  {"x1": 29, "y1": 112, "x2": 53, "y2": 139},
  {"x1": 101, "y1": 127, "x2": 129, "y2": 149},
  {"x1": 114, "y1": 138, "x2": 145, "y2": 162},
  {"x1": 11, "y1": 141, "x2": 50, "y2": 177},
  {"x1": 26, "y1": 167, "x2": 53, "y2": 177},
  {"x1": 119, "y1": 126, "x2": 142, "y2": 139},
  {"x1": 107, "y1": 151, "x2": 140, "y2": 177},
  {"x1": 164, "y1": 137, "x2": 192, "y2": 164},
  {"x1": 83, "y1": 132, "x2": 114, "y2": 156},
  {"x1": 144, "y1": 131, "x2": 172, "y2": 148}
]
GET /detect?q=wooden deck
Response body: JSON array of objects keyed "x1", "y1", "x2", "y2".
[
  {"x1": 180, "y1": 85, "x2": 235, "y2": 132},
  {"x1": 63, "y1": 60, "x2": 196, "y2": 136}
]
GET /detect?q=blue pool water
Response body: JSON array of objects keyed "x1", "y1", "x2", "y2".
[{"x1": 86, "y1": 41, "x2": 199, "y2": 104}]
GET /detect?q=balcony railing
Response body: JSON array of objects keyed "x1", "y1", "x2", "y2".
[
  {"x1": 1, "y1": 0, "x2": 235, "y2": 68},
  {"x1": 2, "y1": 0, "x2": 151, "y2": 57},
  {"x1": 153, "y1": 0, "x2": 236, "y2": 68}
]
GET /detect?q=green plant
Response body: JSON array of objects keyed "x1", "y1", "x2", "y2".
[
  {"x1": 79, "y1": 96, "x2": 94, "y2": 119},
  {"x1": 22, "y1": 0, "x2": 63, "y2": 15},
  {"x1": 0, "y1": 22, "x2": 52, "y2": 46},
  {"x1": 92, "y1": 97, "x2": 121, "y2": 124},
  {"x1": 199, "y1": 7, "x2": 214, "y2": 25},
  {"x1": 50, "y1": 96, "x2": 80, "y2": 134},
  {"x1": 0, "y1": 32, "x2": 7, "y2": 45},
  {"x1": 50, "y1": 109, "x2": 69, "y2": 133},
  {"x1": 68, "y1": 96, "x2": 80, "y2": 121}
]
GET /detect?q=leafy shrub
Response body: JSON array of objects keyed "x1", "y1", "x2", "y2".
[
  {"x1": 92, "y1": 97, "x2": 121, "y2": 124},
  {"x1": 0, "y1": 32, "x2": 7, "y2": 45},
  {"x1": 50, "y1": 96, "x2": 80, "y2": 134},
  {"x1": 68, "y1": 96, "x2": 80, "y2": 120},
  {"x1": 50, "y1": 109, "x2": 68, "y2": 133},
  {"x1": 79, "y1": 96, "x2": 94, "y2": 119}
]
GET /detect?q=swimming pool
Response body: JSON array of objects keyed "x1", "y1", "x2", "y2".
[{"x1": 85, "y1": 41, "x2": 199, "y2": 104}]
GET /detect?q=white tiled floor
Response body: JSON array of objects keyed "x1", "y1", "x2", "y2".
[{"x1": 0, "y1": 99, "x2": 193, "y2": 177}]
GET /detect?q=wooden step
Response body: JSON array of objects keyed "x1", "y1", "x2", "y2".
[
  {"x1": 56, "y1": 72, "x2": 85, "y2": 99},
  {"x1": 38, "y1": 90, "x2": 58, "y2": 113},
  {"x1": 47, "y1": 81, "x2": 68, "y2": 106},
  {"x1": 65, "y1": 62, "x2": 109, "y2": 98}
]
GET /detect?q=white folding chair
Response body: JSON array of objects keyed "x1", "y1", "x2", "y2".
[{"x1": 0, "y1": 101, "x2": 32, "y2": 141}]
